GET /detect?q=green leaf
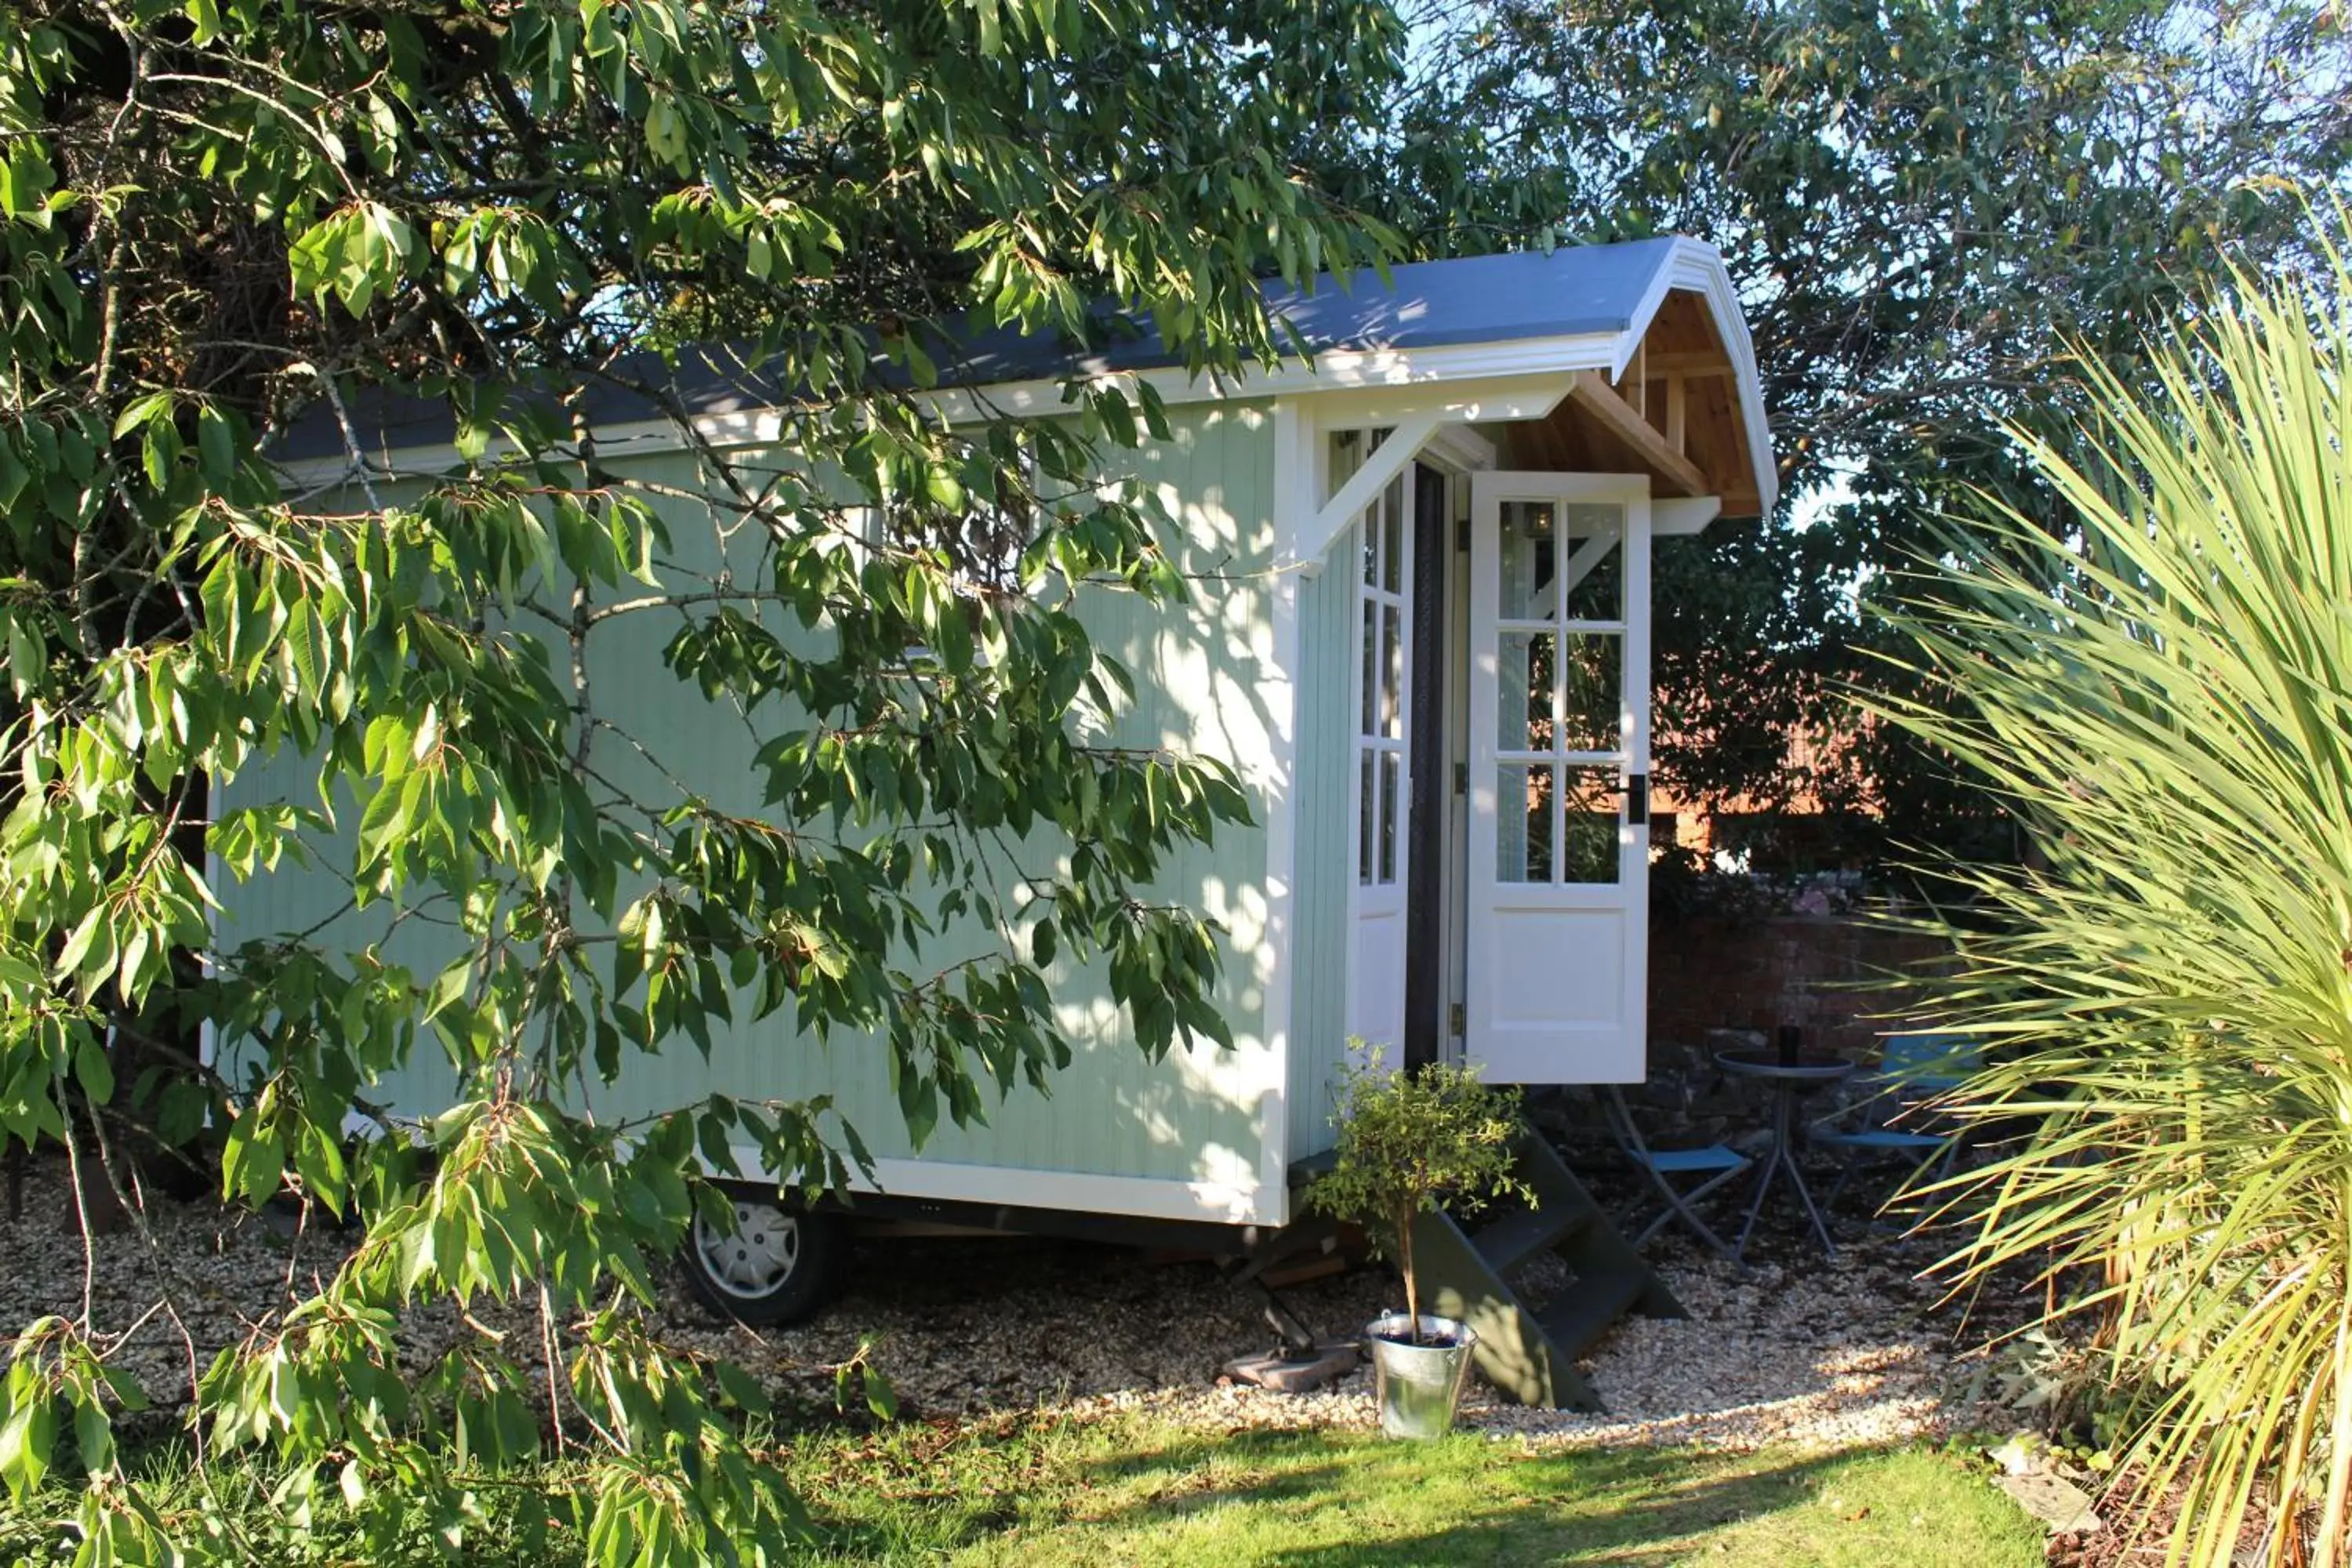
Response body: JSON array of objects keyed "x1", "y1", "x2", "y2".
[
  {"x1": 860, "y1": 1364, "x2": 897, "y2": 1421},
  {"x1": 111, "y1": 391, "x2": 173, "y2": 440},
  {"x1": 711, "y1": 1361, "x2": 770, "y2": 1415},
  {"x1": 897, "y1": 1076, "x2": 937, "y2": 1150},
  {"x1": 6, "y1": 617, "x2": 42, "y2": 699},
  {"x1": 72, "y1": 1036, "x2": 112, "y2": 1103},
  {"x1": 644, "y1": 98, "x2": 691, "y2": 170},
  {"x1": 235, "y1": 1133, "x2": 283, "y2": 1207},
  {"x1": 53, "y1": 906, "x2": 107, "y2": 984},
  {"x1": 197, "y1": 405, "x2": 235, "y2": 482},
  {"x1": 72, "y1": 1398, "x2": 111, "y2": 1476}
]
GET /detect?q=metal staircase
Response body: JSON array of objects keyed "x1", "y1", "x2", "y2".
[{"x1": 1413, "y1": 1132, "x2": 1682, "y2": 1410}]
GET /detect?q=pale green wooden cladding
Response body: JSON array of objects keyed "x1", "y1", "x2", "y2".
[
  {"x1": 1284, "y1": 517, "x2": 1358, "y2": 1162},
  {"x1": 220, "y1": 402, "x2": 1315, "y2": 1200}
]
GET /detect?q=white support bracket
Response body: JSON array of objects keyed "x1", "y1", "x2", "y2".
[{"x1": 1296, "y1": 408, "x2": 1444, "y2": 571}]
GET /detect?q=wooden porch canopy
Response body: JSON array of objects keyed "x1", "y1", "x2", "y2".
[{"x1": 1501, "y1": 288, "x2": 1766, "y2": 517}]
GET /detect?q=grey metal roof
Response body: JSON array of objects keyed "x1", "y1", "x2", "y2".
[
  {"x1": 925, "y1": 235, "x2": 1686, "y2": 383},
  {"x1": 275, "y1": 237, "x2": 1693, "y2": 462}
]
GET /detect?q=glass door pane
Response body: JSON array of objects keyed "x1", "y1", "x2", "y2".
[
  {"x1": 1557, "y1": 634, "x2": 1621, "y2": 753},
  {"x1": 1559, "y1": 766, "x2": 1622, "y2": 885},
  {"x1": 1560, "y1": 504, "x2": 1624, "y2": 623},
  {"x1": 1355, "y1": 476, "x2": 1412, "y2": 891},
  {"x1": 1497, "y1": 762, "x2": 1554, "y2": 883},
  {"x1": 1491, "y1": 496, "x2": 1627, "y2": 886}
]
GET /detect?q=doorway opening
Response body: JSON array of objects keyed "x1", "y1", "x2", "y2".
[{"x1": 1403, "y1": 460, "x2": 1457, "y2": 1071}]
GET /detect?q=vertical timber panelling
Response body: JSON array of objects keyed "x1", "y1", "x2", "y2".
[
  {"x1": 1286, "y1": 518, "x2": 1357, "y2": 1160},
  {"x1": 223, "y1": 407, "x2": 1280, "y2": 1199},
  {"x1": 550, "y1": 412, "x2": 1283, "y2": 1188}
]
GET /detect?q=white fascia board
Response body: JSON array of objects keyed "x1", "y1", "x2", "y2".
[
  {"x1": 1283, "y1": 372, "x2": 1582, "y2": 430},
  {"x1": 926, "y1": 331, "x2": 1624, "y2": 423},
  {"x1": 270, "y1": 330, "x2": 1631, "y2": 489}
]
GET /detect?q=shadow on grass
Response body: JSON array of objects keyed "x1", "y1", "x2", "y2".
[
  {"x1": 1040, "y1": 1428, "x2": 2014, "y2": 1568},
  {"x1": 31, "y1": 1409, "x2": 2021, "y2": 1568}
]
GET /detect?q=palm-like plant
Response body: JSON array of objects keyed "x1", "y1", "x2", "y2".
[{"x1": 1875, "y1": 227, "x2": 2352, "y2": 1564}]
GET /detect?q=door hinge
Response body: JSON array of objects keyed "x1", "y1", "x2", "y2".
[
  {"x1": 1626, "y1": 772, "x2": 1650, "y2": 826},
  {"x1": 1453, "y1": 761, "x2": 1467, "y2": 796},
  {"x1": 1448, "y1": 1002, "x2": 1465, "y2": 1039},
  {"x1": 1454, "y1": 515, "x2": 1469, "y2": 552}
]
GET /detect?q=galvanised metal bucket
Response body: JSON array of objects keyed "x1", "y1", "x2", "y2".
[{"x1": 1364, "y1": 1312, "x2": 1477, "y2": 1439}]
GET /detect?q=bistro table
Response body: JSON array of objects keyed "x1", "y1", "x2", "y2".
[{"x1": 1715, "y1": 1049, "x2": 1856, "y2": 1259}]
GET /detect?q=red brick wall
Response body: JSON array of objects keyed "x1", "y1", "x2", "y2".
[{"x1": 1647, "y1": 914, "x2": 1952, "y2": 1062}]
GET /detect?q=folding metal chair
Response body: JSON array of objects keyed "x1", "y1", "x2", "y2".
[
  {"x1": 1599, "y1": 1086, "x2": 1752, "y2": 1260},
  {"x1": 1813, "y1": 1031, "x2": 1982, "y2": 1203}
]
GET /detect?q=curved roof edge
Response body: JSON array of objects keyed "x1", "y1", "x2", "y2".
[{"x1": 1647, "y1": 238, "x2": 1777, "y2": 518}]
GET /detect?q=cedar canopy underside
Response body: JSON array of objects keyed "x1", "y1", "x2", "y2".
[{"x1": 1500, "y1": 288, "x2": 1766, "y2": 517}]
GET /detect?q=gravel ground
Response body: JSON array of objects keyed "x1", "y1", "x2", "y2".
[{"x1": 0, "y1": 1152, "x2": 2021, "y2": 1456}]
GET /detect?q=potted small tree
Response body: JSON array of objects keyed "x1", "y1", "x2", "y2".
[{"x1": 1306, "y1": 1047, "x2": 1530, "y2": 1439}]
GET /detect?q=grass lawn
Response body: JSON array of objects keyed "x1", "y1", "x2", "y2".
[
  {"x1": 795, "y1": 1416, "x2": 2043, "y2": 1567},
  {"x1": 2, "y1": 1414, "x2": 2043, "y2": 1566}
]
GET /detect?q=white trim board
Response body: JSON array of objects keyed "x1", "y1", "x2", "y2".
[
  {"x1": 728, "y1": 1147, "x2": 1280, "y2": 1227},
  {"x1": 270, "y1": 334, "x2": 1625, "y2": 491},
  {"x1": 1653, "y1": 496, "x2": 1722, "y2": 535},
  {"x1": 316, "y1": 1120, "x2": 1282, "y2": 1226},
  {"x1": 1422, "y1": 421, "x2": 1499, "y2": 474},
  {"x1": 1257, "y1": 395, "x2": 1311, "y2": 1228},
  {"x1": 1305, "y1": 408, "x2": 1444, "y2": 565}
]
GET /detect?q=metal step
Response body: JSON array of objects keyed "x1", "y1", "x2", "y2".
[
  {"x1": 1471, "y1": 1201, "x2": 1595, "y2": 1276},
  {"x1": 1534, "y1": 1269, "x2": 1650, "y2": 1360},
  {"x1": 1409, "y1": 1131, "x2": 1682, "y2": 1411}
]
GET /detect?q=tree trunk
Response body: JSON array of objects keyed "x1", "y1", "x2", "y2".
[{"x1": 1396, "y1": 1202, "x2": 1419, "y2": 1345}]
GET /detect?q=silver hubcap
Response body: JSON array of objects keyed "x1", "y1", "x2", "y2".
[{"x1": 694, "y1": 1201, "x2": 800, "y2": 1299}]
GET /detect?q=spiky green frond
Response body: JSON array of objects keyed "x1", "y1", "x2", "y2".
[{"x1": 1878, "y1": 216, "x2": 2352, "y2": 1566}]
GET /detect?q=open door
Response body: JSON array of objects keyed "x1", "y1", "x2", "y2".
[
  {"x1": 1346, "y1": 467, "x2": 1414, "y2": 1051},
  {"x1": 1464, "y1": 473, "x2": 1650, "y2": 1083}
]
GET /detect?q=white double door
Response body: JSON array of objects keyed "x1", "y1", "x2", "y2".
[{"x1": 1346, "y1": 467, "x2": 1653, "y2": 1084}]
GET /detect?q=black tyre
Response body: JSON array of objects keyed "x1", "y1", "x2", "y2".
[{"x1": 678, "y1": 1192, "x2": 843, "y2": 1327}]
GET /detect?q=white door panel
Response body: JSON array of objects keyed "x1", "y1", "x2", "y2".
[
  {"x1": 1465, "y1": 473, "x2": 1650, "y2": 1083},
  {"x1": 1351, "y1": 905, "x2": 1408, "y2": 1047}
]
